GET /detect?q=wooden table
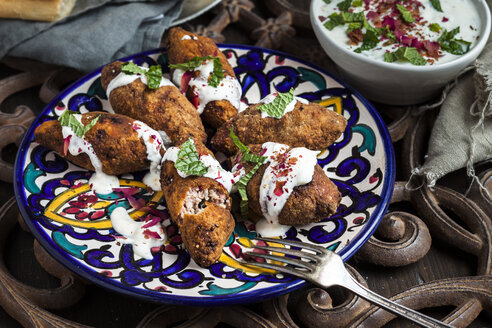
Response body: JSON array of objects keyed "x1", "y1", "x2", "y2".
[{"x1": 0, "y1": 1, "x2": 490, "y2": 327}]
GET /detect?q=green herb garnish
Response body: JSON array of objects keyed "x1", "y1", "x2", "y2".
[
  {"x1": 430, "y1": 0, "x2": 443, "y2": 12},
  {"x1": 382, "y1": 26, "x2": 396, "y2": 41},
  {"x1": 322, "y1": 0, "x2": 332, "y2": 3},
  {"x1": 121, "y1": 62, "x2": 163, "y2": 90},
  {"x1": 169, "y1": 56, "x2": 224, "y2": 88},
  {"x1": 58, "y1": 110, "x2": 100, "y2": 138},
  {"x1": 229, "y1": 127, "x2": 266, "y2": 164},
  {"x1": 145, "y1": 65, "x2": 163, "y2": 89},
  {"x1": 323, "y1": 12, "x2": 365, "y2": 30},
  {"x1": 354, "y1": 28, "x2": 380, "y2": 53},
  {"x1": 237, "y1": 163, "x2": 262, "y2": 218},
  {"x1": 347, "y1": 22, "x2": 362, "y2": 33},
  {"x1": 384, "y1": 47, "x2": 427, "y2": 65},
  {"x1": 429, "y1": 23, "x2": 441, "y2": 33},
  {"x1": 337, "y1": 0, "x2": 352, "y2": 12},
  {"x1": 396, "y1": 4, "x2": 415, "y2": 23},
  {"x1": 352, "y1": 0, "x2": 363, "y2": 6},
  {"x1": 174, "y1": 138, "x2": 208, "y2": 176},
  {"x1": 229, "y1": 128, "x2": 267, "y2": 218},
  {"x1": 121, "y1": 62, "x2": 145, "y2": 75},
  {"x1": 438, "y1": 27, "x2": 471, "y2": 55},
  {"x1": 324, "y1": 13, "x2": 344, "y2": 30},
  {"x1": 257, "y1": 88, "x2": 296, "y2": 119}
]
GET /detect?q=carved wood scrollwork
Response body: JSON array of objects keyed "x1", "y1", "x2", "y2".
[{"x1": 0, "y1": 198, "x2": 87, "y2": 328}]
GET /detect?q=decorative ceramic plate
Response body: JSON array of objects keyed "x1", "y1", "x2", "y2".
[{"x1": 14, "y1": 45, "x2": 395, "y2": 306}]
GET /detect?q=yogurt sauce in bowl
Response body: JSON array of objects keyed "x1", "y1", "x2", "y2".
[
  {"x1": 310, "y1": 0, "x2": 490, "y2": 105},
  {"x1": 317, "y1": 0, "x2": 481, "y2": 65}
]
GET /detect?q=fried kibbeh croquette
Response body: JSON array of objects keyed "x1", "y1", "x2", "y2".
[
  {"x1": 233, "y1": 145, "x2": 341, "y2": 226},
  {"x1": 100, "y1": 61, "x2": 207, "y2": 145},
  {"x1": 161, "y1": 140, "x2": 234, "y2": 267},
  {"x1": 211, "y1": 100, "x2": 347, "y2": 155},
  {"x1": 166, "y1": 27, "x2": 241, "y2": 128},
  {"x1": 34, "y1": 112, "x2": 162, "y2": 175}
]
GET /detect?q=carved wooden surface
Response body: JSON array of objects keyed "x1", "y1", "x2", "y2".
[{"x1": 0, "y1": 0, "x2": 491, "y2": 327}]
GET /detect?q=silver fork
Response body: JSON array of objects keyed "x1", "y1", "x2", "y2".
[{"x1": 244, "y1": 237, "x2": 453, "y2": 328}]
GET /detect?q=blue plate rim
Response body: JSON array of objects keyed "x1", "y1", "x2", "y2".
[{"x1": 13, "y1": 44, "x2": 395, "y2": 306}]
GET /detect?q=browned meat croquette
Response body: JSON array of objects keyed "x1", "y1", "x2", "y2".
[
  {"x1": 160, "y1": 140, "x2": 234, "y2": 267},
  {"x1": 233, "y1": 145, "x2": 341, "y2": 226},
  {"x1": 101, "y1": 61, "x2": 207, "y2": 145},
  {"x1": 34, "y1": 112, "x2": 163, "y2": 175},
  {"x1": 166, "y1": 27, "x2": 241, "y2": 128},
  {"x1": 212, "y1": 100, "x2": 347, "y2": 155}
]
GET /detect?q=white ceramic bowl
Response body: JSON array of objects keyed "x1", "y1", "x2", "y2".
[{"x1": 310, "y1": 0, "x2": 491, "y2": 105}]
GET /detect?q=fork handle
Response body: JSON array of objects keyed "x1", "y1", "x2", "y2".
[{"x1": 342, "y1": 275, "x2": 453, "y2": 328}]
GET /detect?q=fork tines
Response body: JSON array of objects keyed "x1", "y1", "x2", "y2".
[{"x1": 243, "y1": 237, "x2": 327, "y2": 274}]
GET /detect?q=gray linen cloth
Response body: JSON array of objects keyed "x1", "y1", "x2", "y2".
[
  {"x1": 0, "y1": 0, "x2": 183, "y2": 72},
  {"x1": 412, "y1": 25, "x2": 492, "y2": 189}
]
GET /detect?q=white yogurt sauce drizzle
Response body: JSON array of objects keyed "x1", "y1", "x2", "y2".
[
  {"x1": 110, "y1": 207, "x2": 166, "y2": 260},
  {"x1": 180, "y1": 34, "x2": 198, "y2": 40},
  {"x1": 61, "y1": 113, "x2": 119, "y2": 195},
  {"x1": 131, "y1": 120, "x2": 165, "y2": 191},
  {"x1": 162, "y1": 140, "x2": 241, "y2": 193},
  {"x1": 172, "y1": 59, "x2": 242, "y2": 114},
  {"x1": 106, "y1": 63, "x2": 174, "y2": 98},
  {"x1": 255, "y1": 142, "x2": 320, "y2": 237},
  {"x1": 258, "y1": 92, "x2": 308, "y2": 119}
]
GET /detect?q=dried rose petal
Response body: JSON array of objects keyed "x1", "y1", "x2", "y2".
[
  {"x1": 143, "y1": 229, "x2": 162, "y2": 240},
  {"x1": 128, "y1": 196, "x2": 146, "y2": 210},
  {"x1": 180, "y1": 71, "x2": 192, "y2": 94},
  {"x1": 190, "y1": 90, "x2": 200, "y2": 108},
  {"x1": 113, "y1": 187, "x2": 140, "y2": 199},
  {"x1": 62, "y1": 135, "x2": 71, "y2": 156},
  {"x1": 142, "y1": 215, "x2": 162, "y2": 228}
]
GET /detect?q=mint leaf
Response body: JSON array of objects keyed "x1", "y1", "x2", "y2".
[
  {"x1": 324, "y1": 13, "x2": 344, "y2": 30},
  {"x1": 382, "y1": 26, "x2": 396, "y2": 40},
  {"x1": 83, "y1": 115, "x2": 100, "y2": 135},
  {"x1": 121, "y1": 62, "x2": 146, "y2": 75},
  {"x1": 347, "y1": 22, "x2": 362, "y2": 33},
  {"x1": 352, "y1": 0, "x2": 363, "y2": 6},
  {"x1": 429, "y1": 23, "x2": 441, "y2": 32},
  {"x1": 169, "y1": 56, "x2": 223, "y2": 88},
  {"x1": 258, "y1": 88, "x2": 295, "y2": 118},
  {"x1": 442, "y1": 39, "x2": 471, "y2": 55},
  {"x1": 122, "y1": 62, "x2": 163, "y2": 90},
  {"x1": 430, "y1": 0, "x2": 443, "y2": 12},
  {"x1": 384, "y1": 51, "x2": 396, "y2": 63},
  {"x1": 145, "y1": 65, "x2": 162, "y2": 90},
  {"x1": 237, "y1": 162, "x2": 262, "y2": 219},
  {"x1": 384, "y1": 47, "x2": 427, "y2": 65},
  {"x1": 438, "y1": 27, "x2": 460, "y2": 42},
  {"x1": 209, "y1": 57, "x2": 224, "y2": 88},
  {"x1": 323, "y1": 0, "x2": 331, "y2": 3},
  {"x1": 354, "y1": 29, "x2": 379, "y2": 53},
  {"x1": 169, "y1": 56, "x2": 213, "y2": 71},
  {"x1": 438, "y1": 28, "x2": 472, "y2": 55},
  {"x1": 343, "y1": 12, "x2": 365, "y2": 23},
  {"x1": 229, "y1": 127, "x2": 266, "y2": 164},
  {"x1": 396, "y1": 4, "x2": 414, "y2": 23},
  {"x1": 323, "y1": 12, "x2": 365, "y2": 30},
  {"x1": 174, "y1": 139, "x2": 208, "y2": 176},
  {"x1": 229, "y1": 128, "x2": 267, "y2": 219},
  {"x1": 438, "y1": 27, "x2": 471, "y2": 55},
  {"x1": 403, "y1": 47, "x2": 427, "y2": 65},
  {"x1": 58, "y1": 110, "x2": 100, "y2": 138},
  {"x1": 337, "y1": 0, "x2": 352, "y2": 12}
]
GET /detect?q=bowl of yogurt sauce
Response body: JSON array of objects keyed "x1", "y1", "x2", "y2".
[{"x1": 311, "y1": 0, "x2": 491, "y2": 105}]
